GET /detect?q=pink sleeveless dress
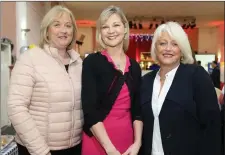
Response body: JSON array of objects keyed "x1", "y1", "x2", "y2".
[{"x1": 81, "y1": 51, "x2": 134, "y2": 155}]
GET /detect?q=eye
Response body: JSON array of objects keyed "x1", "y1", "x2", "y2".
[
  {"x1": 114, "y1": 24, "x2": 120, "y2": 27},
  {"x1": 53, "y1": 23, "x2": 60, "y2": 27},
  {"x1": 159, "y1": 42, "x2": 167, "y2": 46},
  {"x1": 101, "y1": 26, "x2": 108, "y2": 29},
  {"x1": 66, "y1": 25, "x2": 72, "y2": 28},
  {"x1": 172, "y1": 43, "x2": 178, "y2": 46}
]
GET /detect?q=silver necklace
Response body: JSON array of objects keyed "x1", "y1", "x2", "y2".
[
  {"x1": 116, "y1": 63, "x2": 121, "y2": 69},
  {"x1": 112, "y1": 54, "x2": 124, "y2": 70}
]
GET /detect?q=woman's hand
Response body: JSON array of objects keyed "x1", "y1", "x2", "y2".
[
  {"x1": 122, "y1": 142, "x2": 141, "y2": 155},
  {"x1": 107, "y1": 149, "x2": 121, "y2": 155},
  {"x1": 46, "y1": 152, "x2": 51, "y2": 155}
]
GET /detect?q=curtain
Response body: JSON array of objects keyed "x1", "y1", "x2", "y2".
[{"x1": 127, "y1": 37, "x2": 152, "y2": 62}]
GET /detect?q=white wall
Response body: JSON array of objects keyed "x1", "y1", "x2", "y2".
[
  {"x1": 198, "y1": 27, "x2": 219, "y2": 54},
  {"x1": 1, "y1": 2, "x2": 17, "y2": 56},
  {"x1": 1, "y1": 2, "x2": 49, "y2": 58},
  {"x1": 198, "y1": 26, "x2": 224, "y2": 83},
  {"x1": 26, "y1": 2, "x2": 51, "y2": 47},
  {"x1": 14, "y1": 2, "x2": 51, "y2": 57},
  {"x1": 15, "y1": 2, "x2": 50, "y2": 57},
  {"x1": 16, "y1": 2, "x2": 28, "y2": 58}
]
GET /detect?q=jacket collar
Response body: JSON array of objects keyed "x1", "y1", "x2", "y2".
[
  {"x1": 43, "y1": 44, "x2": 80, "y2": 63},
  {"x1": 141, "y1": 70, "x2": 157, "y2": 106},
  {"x1": 146, "y1": 64, "x2": 185, "y2": 103},
  {"x1": 164, "y1": 63, "x2": 186, "y2": 103},
  {"x1": 143, "y1": 64, "x2": 186, "y2": 117}
]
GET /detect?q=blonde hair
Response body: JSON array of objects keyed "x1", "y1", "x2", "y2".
[
  {"x1": 151, "y1": 21, "x2": 194, "y2": 64},
  {"x1": 96, "y1": 6, "x2": 129, "y2": 52},
  {"x1": 39, "y1": 5, "x2": 77, "y2": 50}
]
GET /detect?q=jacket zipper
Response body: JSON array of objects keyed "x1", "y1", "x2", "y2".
[
  {"x1": 67, "y1": 63, "x2": 75, "y2": 147},
  {"x1": 58, "y1": 61, "x2": 75, "y2": 147},
  {"x1": 46, "y1": 50, "x2": 76, "y2": 147}
]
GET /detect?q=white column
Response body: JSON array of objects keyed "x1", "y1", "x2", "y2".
[{"x1": 16, "y1": 2, "x2": 28, "y2": 58}]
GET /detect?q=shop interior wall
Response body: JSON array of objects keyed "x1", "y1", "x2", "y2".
[
  {"x1": 26, "y1": 2, "x2": 51, "y2": 47},
  {"x1": 2, "y1": 2, "x2": 222, "y2": 61},
  {"x1": 198, "y1": 27, "x2": 219, "y2": 54},
  {"x1": 1, "y1": 2, "x2": 17, "y2": 57}
]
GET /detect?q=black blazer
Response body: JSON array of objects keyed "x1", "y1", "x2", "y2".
[
  {"x1": 211, "y1": 66, "x2": 220, "y2": 89},
  {"x1": 82, "y1": 52, "x2": 142, "y2": 136},
  {"x1": 140, "y1": 64, "x2": 221, "y2": 155}
]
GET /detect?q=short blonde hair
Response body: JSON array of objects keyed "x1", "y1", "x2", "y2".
[
  {"x1": 96, "y1": 6, "x2": 129, "y2": 52},
  {"x1": 151, "y1": 21, "x2": 194, "y2": 64},
  {"x1": 39, "y1": 5, "x2": 77, "y2": 50}
]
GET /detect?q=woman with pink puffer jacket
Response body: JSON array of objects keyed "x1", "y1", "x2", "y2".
[{"x1": 7, "y1": 5, "x2": 83, "y2": 155}]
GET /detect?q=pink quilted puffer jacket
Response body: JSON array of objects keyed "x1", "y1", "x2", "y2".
[{"x1": 7, "y1": 44, "x2": 83, "y2": 155}]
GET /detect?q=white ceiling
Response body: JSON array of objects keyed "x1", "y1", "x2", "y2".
[{"x1": 63, "y1": 1, "x2": 224, "y2": 27}]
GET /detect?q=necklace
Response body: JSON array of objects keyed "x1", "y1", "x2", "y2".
[
  {"x1": 116, "y1": 63, "x2": 121, "y2": 69},
  {"x1": 114, "y1": 57, "x2": 123, "y2": 70},
  {"x1": 160, "y1": 76, "x2": 166, "y2": 81},
  {"x1": 111, "y1": 53, "x2": 125, "y2": 71}
]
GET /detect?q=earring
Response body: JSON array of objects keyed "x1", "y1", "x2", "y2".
[
  {"x1": 124, "y1": 28, "x2": 127, "y2": 40},
  {"x1": 124, "y1": 35, "x2": 127, "y2": 40},
  {"x1": 180, "y1": 56, "x2": 184, "y2": 61}
]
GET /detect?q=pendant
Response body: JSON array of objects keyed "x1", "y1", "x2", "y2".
[{"x1": 116, "y1": 64, "x2": 120, "y2": 69}]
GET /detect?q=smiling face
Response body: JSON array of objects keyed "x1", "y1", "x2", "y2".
[
  {"x1": 155, "y1": 31, "x2": 182, "y2": 67},
  {"x1": 47, "y1": 12, "x2": 73, "y2": 50},
  {"x1": 100, "y1": 13, "x2": 126, "y2": 49}
]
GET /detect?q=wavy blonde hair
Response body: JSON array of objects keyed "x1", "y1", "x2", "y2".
[
  {"x1": 39, "y1": 5, "x2": 77, "y2": 50},
  {"x1": 96, "y1": 6, "x2": 130, "y2": 52}
]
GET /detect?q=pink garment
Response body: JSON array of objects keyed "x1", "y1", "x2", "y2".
[{"x1": 82, "y1": 51, "x2": 134, "y2": 155}]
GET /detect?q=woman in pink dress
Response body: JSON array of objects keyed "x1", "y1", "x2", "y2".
[{"x1": 81, "y1": 6, "x2": 143, "y2": 155}]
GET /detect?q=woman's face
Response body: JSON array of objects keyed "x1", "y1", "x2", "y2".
[
  {"x1": 100, "y1": 13, "x2": 126, "y2": 49},
  {"x1": 48, "y1": 12, "x2": 73, "y2": 50},
  {"x1": 155, "y1": 31, "x2": 182, "y2": 67}
]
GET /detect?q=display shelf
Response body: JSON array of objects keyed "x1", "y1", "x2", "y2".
[{"x1": 139, "y1": 52, "x2": 154, "y2": 70}]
